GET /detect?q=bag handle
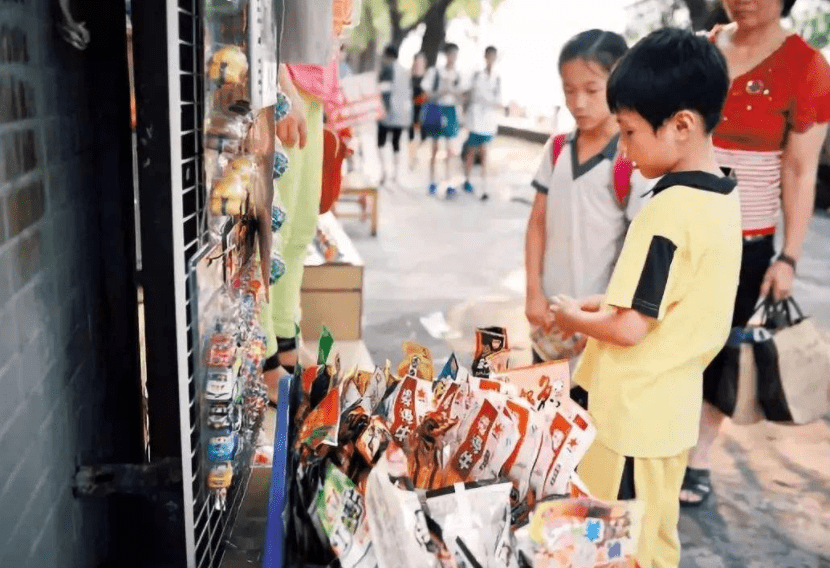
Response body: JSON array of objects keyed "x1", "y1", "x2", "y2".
[{"x1": 759, "y1": 294, "x2": 808, "y2": 330}]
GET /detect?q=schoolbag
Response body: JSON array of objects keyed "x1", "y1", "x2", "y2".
[{"x1": 550, "y1": 133, "x2": 634, "y2": 208}]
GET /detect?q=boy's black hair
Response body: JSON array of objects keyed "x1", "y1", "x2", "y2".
[
  {"x1": 444, "y1": 42, "x2": 459, "y2": 54},
  {"x1": 607, "y1": 28, "x2": 729, "y2": 133},
  {"x1": 558, "y1": 29, "x2": 628, "y2": 73},
  {"x1": 383, "y1": 44, "x2": 399, "y2": 59},
  {"x1": 782, "y1": 0, "x2": 797, "y2": 17},
  {"x1": 485, "y1": 45, "x2": 497, "y2": 56}
]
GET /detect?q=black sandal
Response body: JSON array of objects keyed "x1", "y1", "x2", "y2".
[{"x1": 680, "y1": 467, "x2": 712, "y2": 508}]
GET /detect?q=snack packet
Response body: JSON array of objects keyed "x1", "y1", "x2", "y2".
[
  {"x1": 397, "y1": 342, "x2": 435, "y2": 381},
  {"x1": 297, "y1": 387, "x2": 341, "y2": 450},
  {"x1": 409, "y1": 411, "x2": 458, "y2": 489},
  {"x1": 424, "y1": 480, "x2": 518, "y2": 568},
  {"x1": 530, "y1": 325, "x2": 585, "y2": 363},
  {"x1": 441, "y1": 399, "x2": 517, "y2": 486},
  {"x1": 501, "y1": 399, "x2": 545, "y2": 504},
  {"x1": 529, "y1": 498, "x2": 645, "y2": 568},
  {"x1": 485, "y1": 348, "x2": 512, "y2": 376},
  {"x1": 471, "y1": 327, "x2": 509, "y2": 378},
  {"x1": 537, "y1": 399, "x2": 597, "y2": 497},
  {"x1": 316, "y1": 463, "x2": 378, "y2": 568},
  {"x1": 364, "y1": 449, "x2": 453, "y2": 568},
  {"x1": 375, "y1": 376, "x2": 433, "y2": 450},
  {"x1": 491, "y1": 360, "x2": 570, "y2": 418},
  {"x1": 355, "y1": 415, "x2": 395, "y2": 468}
]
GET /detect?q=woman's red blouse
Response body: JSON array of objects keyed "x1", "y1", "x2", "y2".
[{"x1": 714, "y1": 34, "x2": 830, "y2": 152}]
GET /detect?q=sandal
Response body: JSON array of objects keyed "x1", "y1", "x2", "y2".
[{"x1": 680, "y1": 467, "x2": 712, "y2": 508}]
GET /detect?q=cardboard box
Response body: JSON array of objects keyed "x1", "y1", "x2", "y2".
[{"x1": 300, "y1": 213, "x2": 364, "y2": 341}]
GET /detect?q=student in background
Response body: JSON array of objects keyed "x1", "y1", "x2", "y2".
[
  {"x1": 377, "y1": 45, "x2": 413, "y2": 186},
  {"x1": 421, "y1": 43, "x2": 462, "y2": 198},
  {"x1": 409, "y1": 52, "x2": 428, "y2": 170},
  {"x1": 462, "y1": 45, "x2": 502, "y2": 200}
]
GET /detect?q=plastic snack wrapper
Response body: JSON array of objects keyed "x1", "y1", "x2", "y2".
[
  {"x1": 501, "y1": 399, "x2": 546, "y2": 505},
  {"x1": 316, "y1": 463, "x2": 378, "y2": 568},
  {"x1": 375, "y1": 376, "x2": 433, "y2": 450},
  {"x1": 530, "y1": 325, "x2": 586, "y2": 363},
  {"x1": 472, "y1": 327, "x2": 510, "y2": 378},
  {"x1": 297, "y1": 387, "x2": 341, "y2": 450},
  {"x1": 397, "y1": 341, "x2": 435, "y2": 381},
  {"x1": 440, "y1": 398, "x2": 518, "y2": 486},
  {"x1": 409, "y1": 410, "x2": 458, "y2": 489},
  {"x1": 491, "y1": 360, "x2": 570, "y2": 418},
  {"x1": 365, "y1": 448, "x2": 455, "y2": 568},
  {"x1": 529, "y1": 498, "x2": 645, "y2": 568},
  {"x1": 424, "y1": 480, "x2": 518, "y2": 568},
  {"x1": 536, "y1": 400, "x2": 597, "y2": 497}
]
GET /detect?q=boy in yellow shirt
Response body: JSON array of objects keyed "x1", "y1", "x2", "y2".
[{"x1": 551, "y1": 28, "x2": 741, "y2": 568}]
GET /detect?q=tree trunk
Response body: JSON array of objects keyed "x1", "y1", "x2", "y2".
[
  {"x1": 682, "y1": 0, "x2": 713, "y2": 30},
  {"x1": 420, "y1": 1, "x2": 449, "y2": 67}
]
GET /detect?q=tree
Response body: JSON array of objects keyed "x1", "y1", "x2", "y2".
[{"x1": 348, "y1": 0, "x2": 503, "y2": 70}]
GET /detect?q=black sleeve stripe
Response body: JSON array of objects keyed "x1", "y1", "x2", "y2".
[
  {"x1": 531, "y1": 180, "x2": 549, "y2": 194},
  {"x1": 632, "y1": 235, "x2": 677, "y2": 319}
]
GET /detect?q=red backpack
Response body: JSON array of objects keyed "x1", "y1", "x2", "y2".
[{"x1": 550, "y1": 133, "x2": 634, "y2": 207}]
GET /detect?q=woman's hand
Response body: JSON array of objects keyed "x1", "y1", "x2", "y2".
[
  {"x1": 526, "y1": 289, "x2": 553, "y2": 331},
  {"x1": 276, "y1": 69, "x2": 308, "y2": 149},
  {"x1": 760, "y1": 260, "x2": 795, "y2": 301}
]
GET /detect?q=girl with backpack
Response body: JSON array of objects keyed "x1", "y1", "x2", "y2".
[{"x1": 524, "y1": 30, "x2": 653, "y2": 386}]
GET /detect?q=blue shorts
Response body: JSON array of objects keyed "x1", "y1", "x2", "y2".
[
  {"x1": 465, "y1": 132, "x2": 494, "y2": 147},
  {"x1": 422, "y1": 105, "x2": 459, "y2": 139}
]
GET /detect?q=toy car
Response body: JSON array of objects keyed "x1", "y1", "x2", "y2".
[
  {"x1": 207, "y1": 462, "x2": 234, "y2": 490},
  {"x1": 207, "y1": 404, "x2": 232, "y2": 430},
  {"x1": 205, "y1": 376, "x2": 238, "y2": 404},
  {"x1": 207, "y1": 434, "x2": 240, "y2": 462}
]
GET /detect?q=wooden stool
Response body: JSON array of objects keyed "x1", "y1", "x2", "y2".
[{"x1": 332, "y1": 186, "x2": 379, "y2": 236}]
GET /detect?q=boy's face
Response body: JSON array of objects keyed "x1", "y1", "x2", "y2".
[
  {"x1": 616, "y1": 109, "x2": 679, "y2": 179},
  {"x1": 560, "y1": 59, "x2": 611, "y2": 134},
  {"x1": 446, "y1": 49, "x2": 458, "y2": 66},
  {"x1": 485, "y1": 50, "x2": 497, "y2": 67}
]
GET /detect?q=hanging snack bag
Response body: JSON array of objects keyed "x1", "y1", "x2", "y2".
[
  {"x1": 297, "y1": 387, "x2": 341, "y2": 450},
  {"x1": 424, "y1": 480, "x2": 518, "y2": 568},
  {"x1": 316, "y1": 463, "x2": 378, "y2": 568},
  {"x1": 375, "y1": 376, "x2": 433, "y2": 450},
  {"x1": 440, "y1": 398, "x2": 517, "y2": 486},
  {"x1": 471, "y1": 327, "x2": 509, "y2": 378},
  {"x1": 500, "y1": 399, "x2": 545, "y2": 504},
  {"x1": 397, "y1": 341, "x2": 435, "y2": 381},
  {"x1": 491, "y1": 360, "x2": 570, "y2": 418},
  {"x1": 537, "y1": 399, "x2": 597, "y2": 497}
]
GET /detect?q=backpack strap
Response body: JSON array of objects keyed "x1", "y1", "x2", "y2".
[
  {"x1": 550, "y1": 133, "x2": 567, "y2": 166},
  {"x1": 613, "y1": 153, "x2": 634, "y2": 207}
]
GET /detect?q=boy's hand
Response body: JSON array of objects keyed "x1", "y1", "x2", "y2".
[
  {"x1": 526, "y1": 289, "x2": 554, "y2": 331},
  {"x1": 550, "y1": 295, "x2": 580, "y2": 338},
  {"x1": 276, "y1": 78, "x2": 308, "y2": 149}
]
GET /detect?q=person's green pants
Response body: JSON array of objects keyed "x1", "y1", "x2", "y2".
[{"x1": 261, "y1": 90, "x2": 323, "y2": 357}]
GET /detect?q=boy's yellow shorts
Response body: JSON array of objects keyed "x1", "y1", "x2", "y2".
[{"x1": 578, "y1": 440, "x2": 690, "y2": 568}]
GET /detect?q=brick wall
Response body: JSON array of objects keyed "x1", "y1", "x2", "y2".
[{"x1": 0, "y1": 0, "x2": 139, "y2": 566}]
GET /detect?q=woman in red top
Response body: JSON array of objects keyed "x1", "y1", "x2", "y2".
[{"x1": 681, "y1": 0, "x2": 830, "y2": 506}]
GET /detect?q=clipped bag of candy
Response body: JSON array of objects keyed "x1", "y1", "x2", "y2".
[
  {"x1": 424, "y1": 479, "x2": 518, "y2": 568},
  {"x1": 500, "y1": 398, "x2": 546, "y2": 506}
]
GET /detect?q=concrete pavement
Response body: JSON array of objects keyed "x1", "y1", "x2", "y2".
[{"x1": 341, "y1": 130, "x2": 830, "y2": 568}]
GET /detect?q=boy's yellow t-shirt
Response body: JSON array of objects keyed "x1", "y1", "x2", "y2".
[{"x1": 573, "y1": 171, "x2": 742, "y2": 458}]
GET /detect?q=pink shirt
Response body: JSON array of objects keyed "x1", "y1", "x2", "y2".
[{"x1": 286, "y1": 55, "x2": 340, "y2": 108}]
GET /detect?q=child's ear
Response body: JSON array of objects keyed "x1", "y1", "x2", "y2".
[{"x1": 672, "y1": 110, "x2": 698, "y2": 140}]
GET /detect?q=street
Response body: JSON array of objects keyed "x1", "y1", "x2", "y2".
[{"x1": 341, "y1": 131, "x2": 830, "y2": 568}]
